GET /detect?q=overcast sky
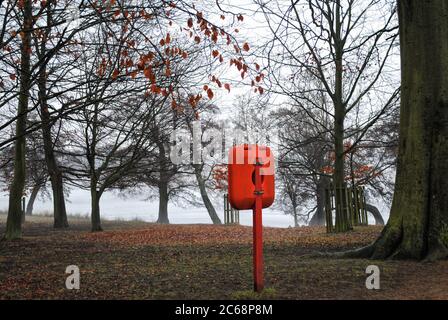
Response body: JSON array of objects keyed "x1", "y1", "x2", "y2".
[{"x1": 0, "y1": 0, "x2": 396, "y2": 227}]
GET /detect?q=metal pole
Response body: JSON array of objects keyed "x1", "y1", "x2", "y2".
[{"x1": 253, "y1": 155, "x2": 264, "y2": 292}]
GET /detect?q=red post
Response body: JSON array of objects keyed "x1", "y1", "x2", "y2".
[{"x1": 253, "y1": 156, "x2": 264, "y2": 293}]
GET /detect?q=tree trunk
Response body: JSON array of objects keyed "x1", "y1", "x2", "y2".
[
  {"x1": 51, "y1": 176, "x2": 68, "y2": 228},
  {"x1": 365, "y1": 203, "x2": 385, "y2": 226},
  {"x1": 293, "y1": 206, "x2": 299, "y2": 228},
  {"x1": 25, "y1": 184, "x2": 40, "y2": 216},
  {"x1": 156, "y1": 140, "x2": 170, "y2": 224},
  {"x1": 333, "y1": 108, "x2": 347, "y2": 231},
  {"x1": 38, "y1": 57, "x2": 69, "y2": 229},
  {"x1": 36, "y1": 6, "x2": 69, "y2": 229},
  {"x1": 309, "y1": 177, "x2": 328, "y2": 226},
  {"x1": 194, "y1": 166, "x2": 222, "y2": 224},
  {"x1": 354, "y1": 0, "x2": 448, "y2": 260},
  {"x1": 332, "y1": 0, "x2": 350, "y2": 232},
  {"x1": 157, "y1": 179, "x2": 169, "y2": 224},
  {"x1": 4, "y1": 0, "x2": 32, "y2": 240},
  {"x1": 90, "y1": 187, "x2": 103, "y2": 232}
]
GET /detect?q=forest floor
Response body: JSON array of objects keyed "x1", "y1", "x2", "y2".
[{"x1": 0, "y1": 215, "x2": 447, "y2": 300}]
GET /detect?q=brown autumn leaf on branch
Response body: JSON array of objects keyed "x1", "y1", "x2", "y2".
[
  {"x1": 112, "y1": 69, "x2": 119, "y2": 79},
  {"x1": 207, "y1": 88, "x2": 214, "y2": 100}
]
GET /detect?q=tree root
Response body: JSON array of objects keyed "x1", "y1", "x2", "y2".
[
  {"x1": 424, "y1": 243, "x2": 448, "y2": 262},
  {"x1": 302, "y1": 223, "x2": 405, "y2": 260},
  {"x1": 302, "y1": 221, "x2": 448, "y2": 261},
  {"x1": 300, "y1": 244, "x2": 375, "y2": 260}
]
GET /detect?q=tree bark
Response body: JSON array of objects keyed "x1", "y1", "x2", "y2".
[
  {"x1": 51, "y1": 175, "x2": 69, "y2": 228},
  {"x1": 156, "y1": 141, "x2": 170, "y2": 224},
  {"x1": 351, "y1": 0, "x2": 448, "y2": 260},
  {"x1": 90, "y1": 187, "x2": 103, "y2": 232},
  {"x1": 157, "y1": 178, "x2": 169, "y2": 224},
  {"x1": 194, "y1": 166, "x2": 222, "y2": 224},
  {"x1": 38, "y1": 53, "x2": 69, "y2": 229},
  {"x1": 4, "y1": 0, "x2": 32, "y2": 240},
  {"x1": 25, "y1": 184, "x2": 40, "y2": 216},
  {"x1": 332, "y1": 0, "x2": 350, "y2": 232},
  {"x1": 309, "y1": 177, "x2": 328, "y2": 226},
  {"x1": 293, "y1": 206, "x2": 299, "y2": 228},
  {"x1": 365, "y1": 203, "x2": 385, "y2": 226}
]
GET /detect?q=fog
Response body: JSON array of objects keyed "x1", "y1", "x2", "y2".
[{"x1": 0, "y1": 188, "x2": 295, "y2": 228}]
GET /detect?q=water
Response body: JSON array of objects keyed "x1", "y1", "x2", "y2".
[{"x1": 0, "y1": 188, "x2": 296, "y2": 228}]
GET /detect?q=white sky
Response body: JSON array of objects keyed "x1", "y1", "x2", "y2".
[{"x1": 0, "y1": 0, "x2": 395, "y2": 227}]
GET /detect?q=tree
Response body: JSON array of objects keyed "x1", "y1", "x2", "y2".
[
  {"x1": 256, "y1": 0, "x2": 399, "y2": 231},
  {"x1": 65, "y1": 81, "x2": 165, "y2": 231},
  {"x1": 112, "y1": 100, "x2": 187, "y2": 226},
  {"x1": 34, "y1": 0, "x2": 69, "y2": 228},
  {"x1": 271, "y1": 77, "x2": 333, "y2": 227},
  {"x1": 146, "y1": 106, "x2": 179, "y2": 225},
  {"x1": 1, "y1": 0, "x2": 109, "y2": 237},
  {"x1": 4, "y1": 0, "x2": 33, "y2": 240},
  {"x1": 0, "y1": 126, "x2": 50, "y2": 217},
  {"x1": 1, "y1": 0, "x2": 262, "y2": 236},
  {"x1": 23, "y1": 127, "x2": 49, "y2": 217},
  {"x1": 182, "y1": 100, "x2": 222, "y2": 225},
  {"x1": 344, "y1": 0, "x2": 448, "y2": 260}
]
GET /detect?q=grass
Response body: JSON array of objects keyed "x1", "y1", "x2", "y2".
[
  {"x1": 0, "y1": 216, "x2": 447, "y2": 300},
  {"x1": 0, "y1": 211, "x2": 141, "y2": 222},
  {"x1": 231, "y1": 288, "x2": 278, "y2": 300}
]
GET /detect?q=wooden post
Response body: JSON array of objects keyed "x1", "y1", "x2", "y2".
[
  {"x1": 336, "y1": 185, "x2": 343, "y2": 232},
  {"x1": 224, "y1": 194, "x2": 228, "y2": 224},
  {"x1": 224, "y1": 194, "x2": 226, "y2": 224},
  {"x1": 353, "y1": 187, "x2": 360, "y2": 225},
  {"x1": 343, "y1": 185, "x2": 350, "y2": 230},
  {"x1": 348, "y1": 187, "x2": 355, "y2": 226},
  {"x1": 325, "y1": 187, "x2": 333, "y2": 233},
  {"x1": 224, "y1": 193, "x2": 240, "y2": 225},
  {"x1": 21, "y1": 196, "x2": 26, "y2": 224},
  {"x1": 358, "y1": 188, "x2": 362, "y2": 225},
  {"x1": 361, "y1": 188, "x2": 368, "y2": 225}
]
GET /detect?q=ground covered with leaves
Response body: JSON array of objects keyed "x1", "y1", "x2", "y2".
[{"x1": 0, "y1": 216, "x2": 447, "y2": 299}]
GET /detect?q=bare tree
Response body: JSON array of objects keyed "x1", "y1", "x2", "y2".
[
  {"x1": 255, "y1": 0, "x2": 400, "y2": 231},
  {"x1": 273, "y1": 92, "x2": 332, "y2": 226},
  {"x1": 181, "y1": 99, "x2": 223, "y2": 224},
  {"x1": 4, "y1": 0, "x2": 33, "y2": 239},
  {"x1": 346, "y1": 0, "x2": 448, "y2": 260}
]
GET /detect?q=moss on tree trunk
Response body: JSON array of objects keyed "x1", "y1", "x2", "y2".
[
  {"x1": 350, "y1": 0, "x2": 448, "y2": 260},
  {"x1": 38, "y1": 53, "x2": 69, "y2": 229},
  {"x1": 309, "y1": 177, "x2": 328, "y2": 226},
  {"x1": 4, "y1": 0, "x2": 33, "y2": 240}
]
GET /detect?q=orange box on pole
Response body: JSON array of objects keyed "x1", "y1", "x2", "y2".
[
  {"x1": 227, "y1": 144, "x2": 275, "y2": 210},
  {"x1": 227, "y1": 144, "x2": 275, "y2": 293}
]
